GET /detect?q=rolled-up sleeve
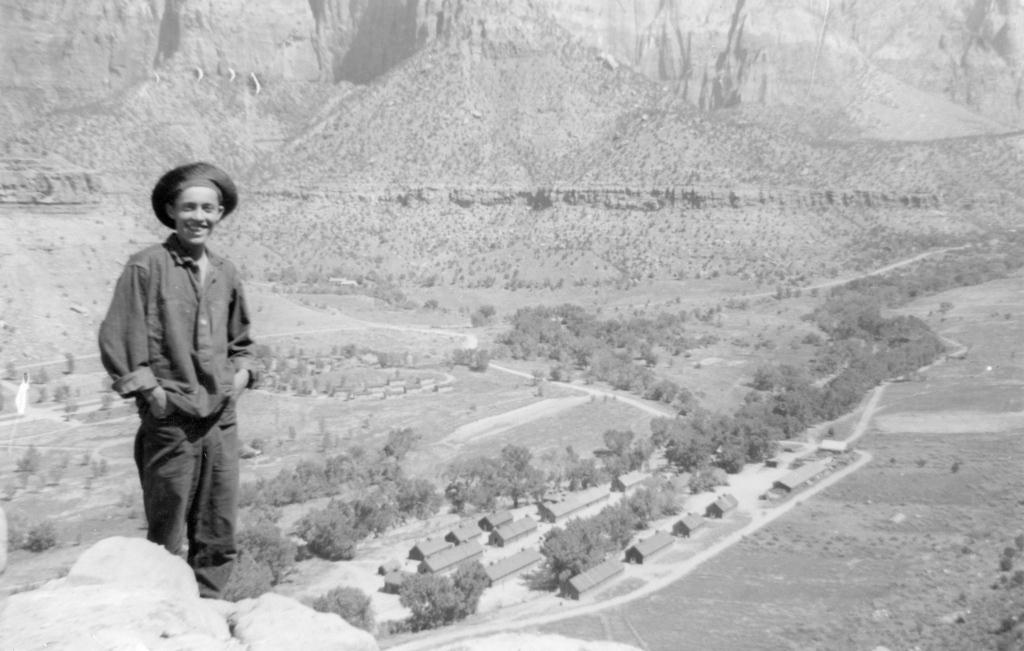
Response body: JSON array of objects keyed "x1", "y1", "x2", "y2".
[
  {"x1": 99, "y1": 262, "x2": 158, "y2": 397},
  {"x1": 228, "y1": 279, "x2": 259, "y2": 388}
]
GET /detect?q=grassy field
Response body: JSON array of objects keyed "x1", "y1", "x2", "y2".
[{"x1": 541, "y1": 272, "x2": 1024, "y2": 650}]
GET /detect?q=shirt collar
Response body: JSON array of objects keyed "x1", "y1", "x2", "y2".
[{"x1": 164, "y1": 234, "x2": 224, "y2": 270}]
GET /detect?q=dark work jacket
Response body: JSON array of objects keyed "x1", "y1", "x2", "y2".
[{"x1": 99, "y1": 235, "x2": 258, "y2": 423}]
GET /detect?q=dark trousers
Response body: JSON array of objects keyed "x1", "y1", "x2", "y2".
[{"x1": 134, "y1": 408, "x2": 239, "y2": 598}]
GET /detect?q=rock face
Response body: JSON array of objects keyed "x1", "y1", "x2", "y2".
[
  {"x1": 545, "y1": 0, "x2": 1024, "y2": 129},
  {"x1": 0, "y1": 158, "x2": 102, "y2": 204},
  {"x1": 229, "y1": 593, "x2": 377, "y2": 651},
  {"x1": 0, "y1": 505, "x2": 6, "y2": 575},
  {"x1": 2, "y1": 0, "x2": 1022, "y2": 134},
  {"x1": 437, "y1": 633, "x2": 641, "y2": 650},
  {"x1": 0, "y1": 537, "x2": 379, "y2": 651}
]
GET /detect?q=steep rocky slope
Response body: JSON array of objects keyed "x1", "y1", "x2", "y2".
[{"x1": 546, "y1": 0, "x2": 1024, "y2": 134}]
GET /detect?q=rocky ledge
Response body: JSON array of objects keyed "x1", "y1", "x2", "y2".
[{"x1": 0, "y1": 536, "x2": 640, "y2": 651}]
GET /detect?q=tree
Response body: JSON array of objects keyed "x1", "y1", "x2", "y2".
[
  {"x1": 444, "y1": 456, "x2": 503, "y2": 512},
  {"x1": 395, "y1": 477, "x2": 442, "y2": 520},
  {"x1": 383, "y1": 427, "x2": 420, "y2": 461},
  {"x1": 498, "y1": 445, "x2": 545, "y2": 508},
  {"x1": 451, "y1": 561, "x2": 489, "y2": 615},
  {"x1": 399, "y1": 573, "x2": 464, "y2": 631},
  {"x1": 296, "y1": 502, "x2": 359, "y2": 560},
  {"x1": 313, "y1": 586, "x2": 375, "y2": 632}
]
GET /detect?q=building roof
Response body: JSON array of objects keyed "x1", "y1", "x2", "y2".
[
  {"x1": 629, "y1": 531, "x2": 674, "y2": 558},
  {"x1": 383, "y1": 570, "x2": 413, "y2": 588},
  {"x1": 710, "y1": 493, "x2": 739, "y2": 512},
  {"x1": 567, "y1": 559, "x2": 623, "y2": 594},
  {"x1": 540, "y1": 486, "x2": 609, "y2": 519},
  {"x1": 613, "y1": 471, "x2": 650, "y2": 489},
  {"x1": 479, "y1": 510, "x2": 514, "y2": 528},
  {"x1": 775, "y1": 458, "x2": 832, "y2": 491},
  {"x1": 410, "y1": 538, "x2": 453, "y2": 559},
  {"x1": 674, "y1": 513, "x2": 703, "y2": 532},
  {"x1": 419, "y1": 541, "x2": 484, "y2": 574},
  {"x1": 447, "y1": 521, "x2": 482, "y2": 543},
  {"x1": 378, "y1": 559, "x2": 403, "y2": 575},
  {"x1": 818, "y1": 439, "x2": 848, "y2": 452},
  {"x1": 492, "y1": 517, "x2": 538, "y2": 541},
  {"x1": 484, "y1": 549, "x2": 544, "y2": 583}
]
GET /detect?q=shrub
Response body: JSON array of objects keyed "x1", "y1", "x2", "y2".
[
  {"x1": 237, "y1": 523, "x2": 296, "y2": 585},
  {"x1": 23, "y1": 520, "x2": 57, "y2": 552},
  {"x1": 16, "y1": 446, "x2": 41, "y2": 474},
  {"x1": 312, "y1": 586, "x2": 375, "y2": 632},
  {"x1": 222, "y1": 553, "x2": 273, "y2": 602},
  {"x1": 296, "y1": 503, "x2": 359, "y2": 561}
]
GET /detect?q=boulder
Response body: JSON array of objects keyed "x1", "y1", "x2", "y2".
[
  {"x1": 0, "y1": 536, "x2": 231, "y2": 650},
  {"x1": 437, "y1": 633, "x2": 641, "y2": 650},
  {"x1": 0, "y1": 504, "x2": 6, "y2": 574},
  {"x1": 229, "y1": 593, "x2": 378, "y2": 651},
  {"x1": 66, "y1": 536, "x2": 197, "y2": 597},
  {"x1": 0, "y1": 584, "x2": 231, "y2": 650}
]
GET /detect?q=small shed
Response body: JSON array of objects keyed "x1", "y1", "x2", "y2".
[
  {"x1": 624, "y1": 531, "x2": 674, "y2": 564},
  {"x1": 408, "y1": 538, "x2": 453, "y2": 561},
  {"x1": 611, "y1": 471, "x2": 650, "y2": 493},
  {"x1": 418, "y1": 541, "x2": 484, "y2": 574},
  {"x1": 564, "y1": 559, "x2": 624, "y2": 600},
  {"x1": 478, "y1": 510, "x2": 514, "y2": 532},
  {"x1": 818, "y1": 439, "x2": 848, "y2": 453},
  {"x1": 489, "y1": 517, "x2": 538, "y2": 547},
  {"x1": 382, "y1": 570, "x2": 414, "y2": 594},
  {"x1": 377, "y1": 558, "x2": 402, "y2": 576},
  {"x1": 445, "y1": 521, "x2": 483, "y2": 545},
  {"x1": 705, "y1": 493, "x2": 739, "y2": 519},
  {"x1": 484, "y1": 549, "x2": 543, "y2": 587},
  {"x1": 672, "y1": 513, "x2": 704, "y2": 538}
]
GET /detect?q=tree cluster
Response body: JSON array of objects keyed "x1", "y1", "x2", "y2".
[
  {"x1": 445, "y1": 445, "x2": 546, "y2": 512},
  {"x1": 497, "y1": 305, "x2": 696, "y2": 409},
  {"x1": 398, "y1": 561, "x2": 489, "y2": 631},
  {"x1": 535, "y1": 479, "x2": 679, "y2": 592}
]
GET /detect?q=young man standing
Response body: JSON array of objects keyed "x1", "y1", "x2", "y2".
[{"x1": 99, "y1": 162, "x2": 258, "y2": 598}]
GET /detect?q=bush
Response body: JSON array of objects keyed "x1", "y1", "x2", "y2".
[
  {"x1": 222, "y1": 553, "x2": 273, "y2": 602},
  {"x1": 296, "y1": 503, "x2": 359, "y2": 561},
  {"x1": 23, "y1": 520, "x2": 57, "y2": 552},
  {"x1": 237, "y1": 523, "x2": 296, "y2": 585},
  {"x1": 16, "y1": 445, "x2": 41, "y2": 474},
  {"x1": 312, "y1": 586, "x2": 375, "y2": 632}
]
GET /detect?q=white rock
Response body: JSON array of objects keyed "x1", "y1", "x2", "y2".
[
  {"x1": 0, "y1": 584, "x2": 230, "y2": 650},
  {"x1": 438, "y1": 633, "x2": 641, "y2": 650},
  {"x1": 0, "y1": 504, "x2": 7, "y2": 574},
  {"x1": 66, "y1": 536, "x2": 198, "y2": 597},
  {"x1": 230, "y1": 593, "x2": 378, "y2": 651}
]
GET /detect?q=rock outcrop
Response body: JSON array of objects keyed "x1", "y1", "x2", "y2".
[
  {"x1": 0, "y1": 537, "x2": 378, "y2": 651},
  {"x1": 3, "y1": 0, "x2": 1022, "y2": 136},
  {"x1": 436, "y1": 633, "x2": 640, "y2": 650},
  {"x1": 0, "y1": 158, "x2": 102, "y2": 204}
]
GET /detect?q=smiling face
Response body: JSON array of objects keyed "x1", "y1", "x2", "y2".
[{"x1": 166, "y1": 185, "x2": 224, "y2": 255}]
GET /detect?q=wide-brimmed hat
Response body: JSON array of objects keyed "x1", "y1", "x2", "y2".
[{"x1": 150, "y1": 162, "x2": 238, "y2": 229}]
